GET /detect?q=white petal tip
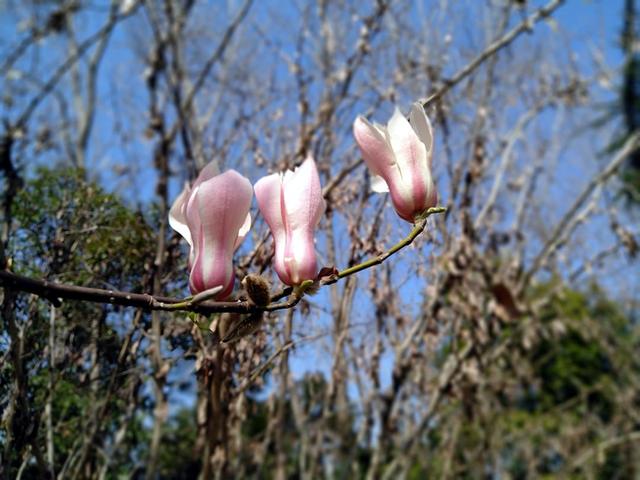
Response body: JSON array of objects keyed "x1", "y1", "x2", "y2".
[{"x1": 371, "y1": 175, "x2": 390, "y2": 193}]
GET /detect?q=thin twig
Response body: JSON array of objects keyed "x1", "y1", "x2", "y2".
[
  {"x1": 331, "y1": 206, "x2": 446, "y2": 281},
  {"x1": 521, "y1": 132, "x2": 640, "y2": 290},
  {"x1": 421, "y1": 0, "x2": 566, "y2": 108}
]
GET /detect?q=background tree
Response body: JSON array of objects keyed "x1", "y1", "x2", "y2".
[
  {"x1": 621, "y1": 0, "x2": 640, "y2": 202},
  {"x1": 1, "y1": 0, "x2": 639, "y2": 478}
]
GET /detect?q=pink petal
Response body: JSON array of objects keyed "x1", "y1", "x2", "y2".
[
  {"x1": 353, "y1": 116, "x2": 397, "y2": 181},
  {"x1": 282, "y1": 157, "x2": 325, "y2": 233},
  {"x1": 284, "y1": 228, "x2": 319, "y2": 284},
  {"x1": 409, "y1": 102, "x2": 433, "y2": 156},
  {"x1": 255, "y1": 172, "x2": 289, "y2": 283},
  {"x1": 254, "y1": 173, "x2": 286, "y2": 245},
  {"x1": 281, "y1": 156, "x2": 325, "y2": 283},
  {"x1": 387, "y1": 107, "x2": 429, "y2": 216},
  {"x1": 255, "y1": 157, "x2": 326, "y2": 285},
  {"x1": 192, "y1": 160, "x2": 219, "y2": 188}
]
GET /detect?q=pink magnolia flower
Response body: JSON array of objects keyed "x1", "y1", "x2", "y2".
[
  {"x1": 353, "y1": 102, "x2": 438, "y2": 222},
  {"x1": 169, "y1": 164, "x2": 252, "y2": 299},
  {"x1": 254, "y1": 156, "x2": 326, "y2": 286}
]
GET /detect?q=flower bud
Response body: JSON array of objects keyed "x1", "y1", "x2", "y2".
[
  {"x1": 254, "y1": 156, "x2": 326, "y2": 286},
  {"x1": 353, "y1": 102, "x2": 438, "y2": 222}
]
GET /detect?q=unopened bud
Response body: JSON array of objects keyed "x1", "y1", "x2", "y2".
[
  {"x1": 216, "y1": 312, "x2": 241, "y2": 342},
  {"x1": 222, "y1": 313, "x2": 264, "y2": 343}
]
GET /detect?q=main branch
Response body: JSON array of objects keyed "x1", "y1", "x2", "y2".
[{"x1": 0, "y1": 207, "x2": 446, "y2": 315}]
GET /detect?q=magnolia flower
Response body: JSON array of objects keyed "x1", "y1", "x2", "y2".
[
  {"x1": 254, "y1": 156, "x2": 326, "y2": 286},
  {"x1": 353, "y1": 102, "x2": 437, "y2": 222},
  {"x1": 169, "y1": 164, "x2": 252, "y2": 299}
]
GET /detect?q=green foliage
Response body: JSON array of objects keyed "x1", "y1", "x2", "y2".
[
  {"x1": 533, "y1": 287, "x2": 618, "y2": 413},
  {"x1": 10, "y1": 166, "x2": 155, "y2": 289},
  {"x1": 1, "y1": 167, "x2": 158, "y2": 477},
  {"x1": 156, "y1": 409, "x2": 201, "y2": 479}
]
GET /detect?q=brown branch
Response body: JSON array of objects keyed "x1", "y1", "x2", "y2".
[
  {"x1": 165, "y1": 0, "x2": 254, "y2": 146},
  {"x1": 0, "y1": 208, "x2": 445, "y2": 315},
  {"x1": 15, "y1": 5, "x2": 133, "y2": 128},
  {"x1": 322, "y1": 157, "x2": 363, "y2": 199},
  {"x1": 0, "y1": 270, "x2": 247, "y2": 314},
  {"x1": 0, "y1": 268, "x2": 310, "y2": 315}
]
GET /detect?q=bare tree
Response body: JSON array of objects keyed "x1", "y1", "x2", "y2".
[{"x1": 2, "y1": 0, "x2": 639, "y2": 478}]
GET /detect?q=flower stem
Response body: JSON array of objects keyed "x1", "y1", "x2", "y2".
[
  {"x1": 158, "y1": 285, "x2": 223, "y2": 310},
  {"x1": 335, "y1": 206, "x2": 446, "y2": 280}
]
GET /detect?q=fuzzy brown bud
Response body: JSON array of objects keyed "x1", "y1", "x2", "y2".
[
  {"x1": 216, "y1": 312, "x2": 241, "y2": 342},
  {"x1": 222, "y1": 313, "x2": 264, "y2": 343},
  {"x1": 242, "y1": 274, "x2": 271, "y2": 306}
]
